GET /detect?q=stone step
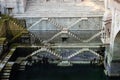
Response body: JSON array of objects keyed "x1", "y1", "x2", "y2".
[
  {"x1": 2, "y1": 73, "x2": 10, "y2": 76},
  {"x1": 57, "y1": 61, "x2": 72, "y2": 66},
  {"x1": 19, "y1": 66, "x2": 25, "y2": 69},
  {"x1": 20, "y1": 61, "x2": 28, "y2": 66},
  {"x1": 1, "y1": 76, "x2": 10, "y2": 79},
  {"x1": 4, "y1": 66, "x2": 12, "y2": 70},
  {"x1": 25, "y1": 0, "x2": 104, "y2": 16},
  {"x1": 3, "y1": 70, "x2": 11, "y2": 73},
  {"x1": 26, "y1": 7, "x2": 92, "y2": 12},
  {"x1": 1, "y1": 79, "x2": 9, "y2": 80},
  {"x1": 5, "y1": 62, "x2": 14, "y2": 67},
  {"x1": 15, "y1": 57, "x2": 26, "y2": 64},
  {"x1": 19, "y1": 68, "x2": 25, "y2": 71},
  {"x1": 19, "y1": 61, "x2": 27, "y2": 71}
]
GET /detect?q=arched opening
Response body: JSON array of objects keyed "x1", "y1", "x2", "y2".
[{"x1": 113, "y1": 31, "x2": 120, "y2": 59}]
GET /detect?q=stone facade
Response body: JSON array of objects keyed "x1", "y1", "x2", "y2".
[
  {"x1": 104, "y1": 0, "x2": 120, "y2": 76},
  {"x1": 4, "y1": 0, "x2": 120, "y2": 77},
  {"x1": 0, "y1": 0, "x2": 83, "y2": 15},
  {"x1": 0, "y1": 0, "x2": 27, "y2": 14}
]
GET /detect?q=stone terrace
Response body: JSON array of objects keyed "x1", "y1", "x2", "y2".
[{"x1": 14, "y1": 0, "x2": 105, "y2": 18}]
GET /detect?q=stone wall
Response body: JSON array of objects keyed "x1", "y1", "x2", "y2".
[
  {"x1": 104, "y1": 0, "x2": 120, "y2": 76},
  {"x1": 26, "y1": 17, "x2": 102, "y2": 30},
  {"x1": 0, "y1": 0, "x2": 27, "y2": 14},
  {"x1": 25, "y1": 17, "x2": 102, "y2": 43}
]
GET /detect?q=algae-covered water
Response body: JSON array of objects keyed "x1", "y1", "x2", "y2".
[
  {"x1": 10, "y1": 63, "x2": 119, "y2": 80},
  {"x1": 9, "y1": 48, "x2": 120, "y2": 80}
]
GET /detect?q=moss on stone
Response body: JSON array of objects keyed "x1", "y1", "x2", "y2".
[{"x1": 0, "y1": 37, "x2": 6, "y2": 44}]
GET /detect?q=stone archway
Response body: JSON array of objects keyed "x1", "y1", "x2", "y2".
[
  {"x1": 105, "y1": 31, "x2": 120, "y2": 76},
  {"x1": 113, "y1": 31, "x2": 120, "y2": 59}
]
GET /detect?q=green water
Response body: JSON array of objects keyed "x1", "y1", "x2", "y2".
[
  {"x1": 11, "y1": 63, "x2": 108, "y2": 80},
  {"x1": 9, "y1": 48, "x2": 120, "y2": 80}
]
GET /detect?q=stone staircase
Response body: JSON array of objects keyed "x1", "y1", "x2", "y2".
[
  {"x1": 26, "y1": 47, "x2": 62, "y2": 59},
  {"x1": 83, "y1": 31, "x2": 104, "y2": 42},
  {"x1": 0, "y1": 62, "x2": 14, "y2": 80},
  {"x1": 26, "y1": 0, "x2": 79, "y2": 12},
  {"x1": 13, "y1": 0, "x2": 104, "y2": 17},
  {"x1": 15, "y1": 57, "x2": 27, "y2": 71},
  {"x1": 68, "y1": 31, "x2": 81, "y2": 41},
  {"x1": 59, "y1": 49, "x2": 77, "y2": 58},
  {"x1": 45, "y1": 48, "x2": 62, "y2": 59},
  {"x1": 44, "y1": 31, "x2": 63, "y2": 43},
  {"x1": 19, "y1": 61, "x2": 27, "y2": 71},
  {"x1": 67, "y1": 48, "x2": 100, "y2": 59},
  {"x1": 8, "y1": 18, "x2": 29, "y2": 42},
  {"x1": 26, "y1": 0, "x2": 103, "y2": 12},
  {"x1": 67, "y1": 48, "x2": 90, "y2": 59},
  {"x1": 48, "y1": 18, "x2": 63, "y2": 30}
]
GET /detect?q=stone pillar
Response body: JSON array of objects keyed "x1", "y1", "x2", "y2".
[
  {"x1": 17, "y1": 0, "x2": 27, "y2": 13},
  {"x1": 103, "y1": 10, "x2": 112, "y2": 38},
  {"x1": 0, "y1": 0, "x2": 27, "y2": 14},
  {"x1": 0, "y1": 0, "x2": 6, "y2": 14}
]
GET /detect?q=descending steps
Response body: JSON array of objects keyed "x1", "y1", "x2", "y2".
[
  {"x1": 68, "y1": 31, "x2": 81, "y2": 41},
  {"x1": 45, "y1": 48, "x2": 62, "y2": 59},
  {"x1": 28, "y1": 18, "x2": 48, "y2": 30},
  {"x1": 44, "y1": 30, "x2": 82, "y2": 43},
  {"x1": 15, "y1": 57, "x2": 27, "y2": 71},
  {"x1": 57, "y1": 61, "x2": 72, "y2": 66},
  {"x1": 19, "y1": 61, "x2": 27, "y2": 71},
  {"x1": 30, "y1": 33, "x2": 43, "y2": 44},
  {"x1": 83, "y1": 31, "x2": 104, "y2": 42},
  {"x1": 67, "y1": 48, "x2": 101, "y2": 59},
  {"x1": 26, "y1": 47, "x2": 62, "y2": 59},
  {"x1": 44, "y1": 31, "x2": 63, "y2": 43},
  {"x1": 68, "y1": 18, "x2": 88, "y2": 29},
  {"x1": 13, "y1": 0, "x2": 104, "y2": 17},
  {"x1": 67, "y1": 48, "x2": 89, "y2": 59},
  {"x1": 48, "y1": 18, "x2": 63, "y2": 30},
  {"x1": 0, "y1": 62, "x2": 14, "y2": 80},
  {"x1": 8, "y1": 19, "x2": 28, "y2": 42}
]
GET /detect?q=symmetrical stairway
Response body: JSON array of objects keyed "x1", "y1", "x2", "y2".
[
  {"x1": 26, "y1": 47, "x2": 62, "y2": 59},
  {"x1": 67, "y1": 48, "x2": 100, "y2": 59}
]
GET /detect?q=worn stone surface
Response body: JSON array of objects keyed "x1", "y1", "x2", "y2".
[{"x1": 104, "y1": 0, "x2": 120, "y2": 76}]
